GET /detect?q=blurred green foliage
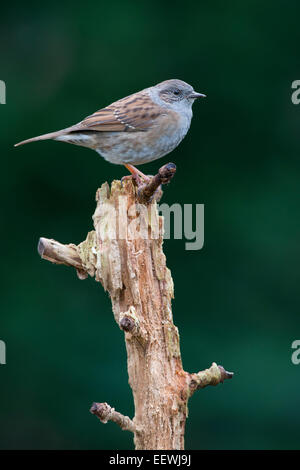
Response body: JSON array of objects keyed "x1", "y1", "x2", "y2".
[{"x1": 0, "y1": 0, "x2": 300, "y2": 449}]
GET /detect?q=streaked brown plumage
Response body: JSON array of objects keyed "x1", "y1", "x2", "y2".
[{"x1": 15, "y1": 79, "x2": 205, "y2": 179}]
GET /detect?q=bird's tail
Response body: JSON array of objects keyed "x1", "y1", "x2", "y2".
[{"x1": 14, "y1": 126, "x2": 75, "y2": 147}]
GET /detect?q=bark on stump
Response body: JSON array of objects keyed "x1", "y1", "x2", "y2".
[{"x1": 38, "y1": 164, "x2": 233, "y2": 450}]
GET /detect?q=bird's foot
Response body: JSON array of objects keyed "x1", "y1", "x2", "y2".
[
  {"x1": 124, "y1": 164, "x2": 151, "y2": 184},
  {"x1": 121, "y1": 174, "x2": 142, "y2": 187},
  {"x1": 121, "y1": 164, "x2": 151, "y2": 187}
]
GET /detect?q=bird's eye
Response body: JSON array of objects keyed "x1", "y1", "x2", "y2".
[{"x1": 173, "y1": 89, "x2": 180, "y2": 96}]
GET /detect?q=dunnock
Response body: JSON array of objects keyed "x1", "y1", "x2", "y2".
[{"x1": 15, "y1": 79, "x2": 205, "y2": 179}]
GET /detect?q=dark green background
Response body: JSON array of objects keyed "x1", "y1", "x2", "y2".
[{"x1": 1, "y1": 0, "x2": 299, "y2": 449}]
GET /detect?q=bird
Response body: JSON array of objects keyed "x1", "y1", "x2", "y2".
[{"x1": 15, "y1": 79, "x2": 206, "y2": 180}]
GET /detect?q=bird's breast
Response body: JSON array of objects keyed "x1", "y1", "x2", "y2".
[{"x1": 96, "y1": 110, "x2": 192, "y2": 165}]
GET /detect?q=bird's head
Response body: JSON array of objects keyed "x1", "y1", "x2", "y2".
[{"x1": 151, "y1": 79, "x2": 206, "y2": 111}]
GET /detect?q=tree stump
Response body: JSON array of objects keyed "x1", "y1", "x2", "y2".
[{"x1": 38, "y1": 163, "x2": 233, "y2": 450}]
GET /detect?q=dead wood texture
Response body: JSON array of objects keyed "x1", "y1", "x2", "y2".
[{"x1": 38, "y1": 164, "x2": 233, "y2": 450}]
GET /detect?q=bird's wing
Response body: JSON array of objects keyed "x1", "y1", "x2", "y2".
[
  {"x1": 14, "y1": 92, "x2": 168, "y2": 147},
  {"x1": 75, "y1": 92, "x2": 165, "y2": 133}
]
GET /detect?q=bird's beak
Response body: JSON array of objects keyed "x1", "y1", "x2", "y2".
[{"x1": 189, "y1": 92, "x2": 206, "y2": 99}]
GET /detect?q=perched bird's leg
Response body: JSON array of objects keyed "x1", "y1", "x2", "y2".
[{"x1": 124, "y1": 164, "x2": 151, "y2": 183}]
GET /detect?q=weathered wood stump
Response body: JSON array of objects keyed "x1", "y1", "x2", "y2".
[{"x1": 38, "y1": 163, "x2": 233, "y2": 450}]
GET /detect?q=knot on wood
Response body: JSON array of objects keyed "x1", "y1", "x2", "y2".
[{"x1": 119, "y1": 306, "x2": 142, "y2": 335}]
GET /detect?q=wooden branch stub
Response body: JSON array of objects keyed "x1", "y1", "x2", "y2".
[
  {"x1": 188, "y1": 362, "x2": 234, "y2": 396},
  {"x1": 90, "y1": 402, "x2": 136, "y2": 433},
  {"x1": 38, "y1": 237, "x2": 88, "y2": 279},
  {"x1": 137, "y1": 162, "x2": 176, "y2": 204},
  {"x1": 218, "y1": 365, "x2": 234, "y2": 382}
]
